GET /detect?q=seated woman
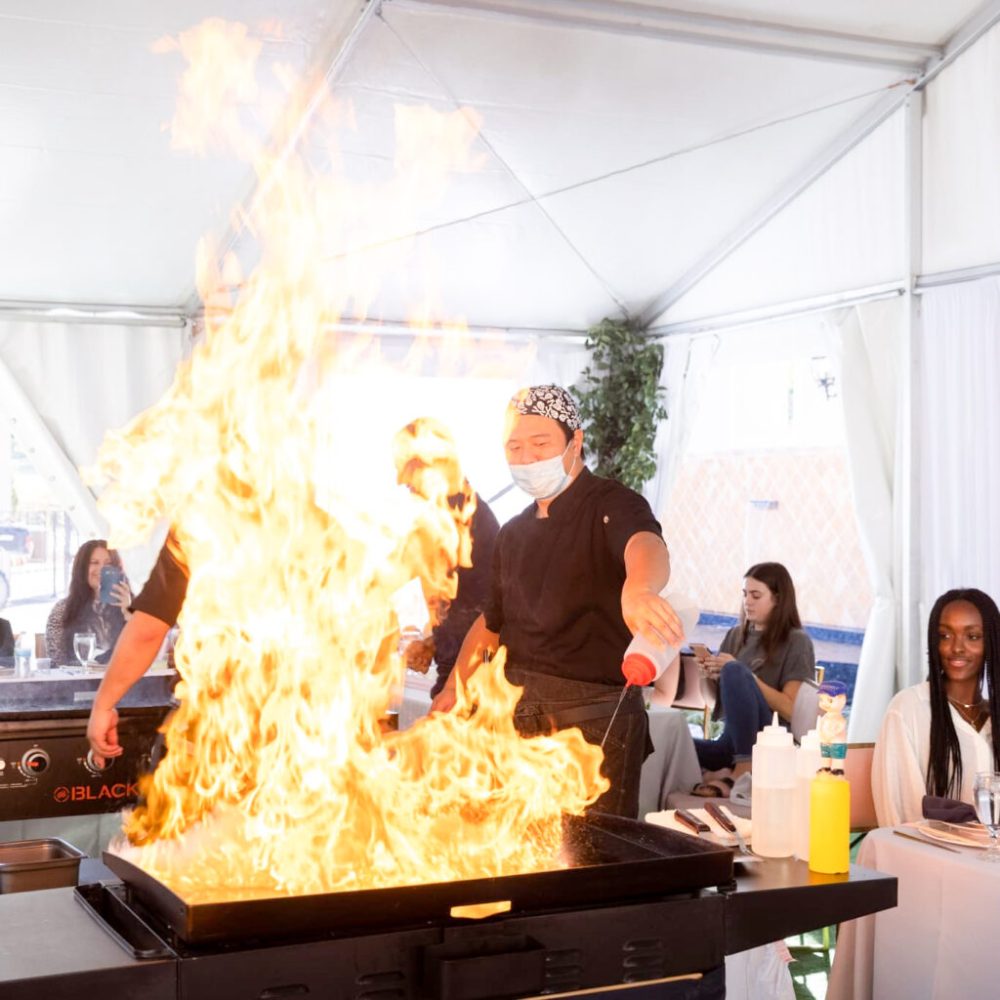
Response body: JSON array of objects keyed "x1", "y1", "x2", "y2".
[
  {"x1": 872, "y1": 588, "x2": 1000, "y2": 826},
  {"x1": 45, "y1": 539, "x2": 131, "y2": 666},
  {"x1": 693, "y1": 562, "x2": 815, "y2": 787}
]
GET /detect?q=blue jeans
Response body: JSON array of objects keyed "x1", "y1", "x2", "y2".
[{"x1": 693, "y1": 660, "x2": 773, "y2": 771}]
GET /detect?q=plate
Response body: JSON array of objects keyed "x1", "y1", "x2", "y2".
[{"x1": 913, "y1": 820, "x2": 991, "y2": 849}]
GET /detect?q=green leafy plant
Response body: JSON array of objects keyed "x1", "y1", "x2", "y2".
[{"x1": 575, "y1": 317, "x2": 667, "y2": 491}]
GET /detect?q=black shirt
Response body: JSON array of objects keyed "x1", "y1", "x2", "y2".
[
  {"x1": 132, "y1": 539, "x2": 188, "y2": 627},
  {"x1": 484, "y1": 468, "x2": 663, "y2": 686},
  {"x1": 431, "y1": 492, "x2": 500, "y2": 695}
]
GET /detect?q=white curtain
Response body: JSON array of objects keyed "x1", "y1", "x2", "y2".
[
  {"x1": 834, "y1": 298, "x2": 904, "y2": 739},
  {"x1": 918, "y1": 279, "x2": 1000, "y2": 641},
  {"x1": 0, "y1": 320, "x2": 188, "y2": 579},
  {"x1": 645, "y1": 333, "x2": 717, "y2": 516}
]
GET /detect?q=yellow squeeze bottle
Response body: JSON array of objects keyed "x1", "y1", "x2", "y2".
[
  {"x1": 809, "y1": 680, "x2": 851, "y2": 874},
  {"x1": 808, "y1": 769, "x2": 850, "y2": 873}
]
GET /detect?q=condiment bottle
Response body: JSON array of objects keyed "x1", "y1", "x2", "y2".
[
  {"x1": 621, "y1": 631, "x2": 684, "y2": 685},
  {"x1": 793, "y1": 728, "x2": 821, "y2": 860},
  {"x1": 809, "y1": 681, "x2": 850, "y2": 874},
  {"x1": 620, "y1": 590, "x2": 698, "y2": 685},
  {"x1": 751, "y1": 712, "x2": 796, "y2": 857}
]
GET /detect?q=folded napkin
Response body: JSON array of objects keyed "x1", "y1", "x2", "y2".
[
  {"x1": 645, "y1": 806, "x2": 752, "y2": 847},
  {"x1": 922, "y1": 794, "x2": 978, "y2": 824}
]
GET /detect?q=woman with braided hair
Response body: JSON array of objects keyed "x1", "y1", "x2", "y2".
[{"x1": 872, "y1": 588, "x2": 1000, "y2": 826}]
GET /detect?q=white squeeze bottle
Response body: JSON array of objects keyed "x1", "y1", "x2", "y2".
[
  {"x1": 751, "y1": 712, "x2": 796, "y2": 858},
  {"x1": 793, "y1": 729, "x2": 822, "y2": 860},
  {"x1": 620, "y1": 591, "x2": 699, "y2": 685}
]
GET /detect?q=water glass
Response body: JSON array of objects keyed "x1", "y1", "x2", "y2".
[
  {"x1": 973, "y1": 771, "x2": 1000, "y2": 862},
  {"x1": 13, "y1": 642, "x2": 31, "y2": 677},
  {"x1": 73, "y1": 631, "x2": 96, "y2": 668}
]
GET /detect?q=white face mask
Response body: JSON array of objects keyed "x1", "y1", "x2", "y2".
[{"x1": 509, "y1": 443, "x2": 576, "y2": 500}]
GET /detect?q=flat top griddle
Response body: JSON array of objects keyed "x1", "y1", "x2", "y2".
[{"x1": 103, "y1": 812, "x2": 733, "y2": 946}]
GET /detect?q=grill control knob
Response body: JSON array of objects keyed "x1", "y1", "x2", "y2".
[
  {"x1": 21, "y1": 748, "x2": 50, "y2": 775},
  {"x1": 84, "y1": 749, "x2": 112, "y2": 774}
]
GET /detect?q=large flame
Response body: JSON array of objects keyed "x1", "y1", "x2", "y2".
[{"x1": 93, "y1": 18, "x2": 606, "y2": 902}]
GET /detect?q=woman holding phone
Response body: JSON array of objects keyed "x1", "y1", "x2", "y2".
[
  {"x1": 692, "y1": 561, "x2": 815, "y2": 789},
  {"x1": 45, "y1": 539, "x2": 132, "y2": 666}
]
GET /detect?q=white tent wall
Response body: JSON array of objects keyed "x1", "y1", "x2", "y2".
[
  {"x1": 835, "y1": 298, "x2": 904, "y2": 739},
  {"x1": 917, "y1": 279, "x2": 1000, "y2": 674},
  {"x1": 0, "y1": 319, "x2": 188, "y2": 581},
  {"x1": 923, "y1": 20, "x2": 1000, "y2": 276}
]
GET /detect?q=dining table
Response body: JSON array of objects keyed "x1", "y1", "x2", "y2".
[{"x1": 827, "y1": 823, "x2": 996, "y2": 1000}]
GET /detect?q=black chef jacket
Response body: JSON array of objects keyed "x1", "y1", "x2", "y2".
[{"x1": 484, "y1": 467, "x2": 663, "y2": 686}]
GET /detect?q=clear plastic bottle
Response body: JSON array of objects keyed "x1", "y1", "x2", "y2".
[
  {"x1": 621, "y1": 631, "x2": 685, "y2": 685},
  {"x1": 751, "y1": 712, "x2": 796, "y2": 857},
  {"x1": 793, "y1": 728, "x2": 822, "y2": 861},
  {"x1": 619, "y1": 590, "x2": 698, "y2": 685}
]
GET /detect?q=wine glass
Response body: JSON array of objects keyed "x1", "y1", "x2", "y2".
[
  {"x1": 973, "y1": 771, "x2": 1000, "y2": 862},
  {"x1": 73, "y1": 631, "x2": 96, "y2": 668}
]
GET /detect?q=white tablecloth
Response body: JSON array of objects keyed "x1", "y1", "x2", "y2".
[{"x1": 828, "y1": 826, "x2": 999, "y2": 1000}]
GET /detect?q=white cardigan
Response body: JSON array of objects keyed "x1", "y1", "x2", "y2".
[{"x1": 871, "y1": 681, "x2": 995, "y2": 827}]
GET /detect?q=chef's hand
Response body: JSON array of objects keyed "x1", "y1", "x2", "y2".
[
  {"x1": 110, "y1": 580, "x2": 133, "y2": 621},
  {"x1": 87, "y1": 705, "x2": 122, "y2": 768},
  {"x1": 621, "y1": 583, "x2": 684, "y2": 648},
  {"x1": 430, "y1": 686, "x2": 457, "y2": 714},
  {"x1": 700, "y1": 652, "x2": 734, "y2": 681}
]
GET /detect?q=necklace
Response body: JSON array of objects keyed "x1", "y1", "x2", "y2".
[
  {"x1": 948, "y1": 695, "x2": 984, "y2": 711},
  {"x1": 948, "y1": 697, "x2": 988, "y2": 730}
]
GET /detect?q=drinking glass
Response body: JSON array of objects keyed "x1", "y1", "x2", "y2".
[
  {"x1": 973, "y1": 771, "x2": 1000, "y2": 862},
  {"x1": 73, "y1": 631, "x2": 96, "y2": 668}
]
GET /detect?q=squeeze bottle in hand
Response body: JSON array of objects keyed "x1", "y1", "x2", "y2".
[{"x1": 619, "y1": 590, "x2": 698, "y2": 685}]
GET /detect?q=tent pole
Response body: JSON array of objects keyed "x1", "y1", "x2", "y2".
[
  {"x1": 650, "y1": 283, "x2": 904, "y2": 338},
  {"x1": 916, "y1": 261, "x2": 1000, "y2": 291},
  {"x1": 897, "y1": 91, "x2": 924, "y2": 692},
  {"x1": 389, "y1": 0, "x2": 935, "y2": 71}
]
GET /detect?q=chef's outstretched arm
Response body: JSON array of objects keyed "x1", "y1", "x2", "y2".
[
  {"x1": 621, "y1": 532, "x2": 684, "y2": 648},
  {"x1": 87, "y1": 611, "x2": 171, "y2": 766},
  {"x1": 429, "y1": 612, "x2": 499, "y2": 713}
]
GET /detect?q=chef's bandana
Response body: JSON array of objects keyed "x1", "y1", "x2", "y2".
[{"x1": 509, "y1": 384, "x2": 581, "y2": 431}]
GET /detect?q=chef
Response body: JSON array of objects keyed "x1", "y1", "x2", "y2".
[{"x1": 431, "y1": 384, "x2": 682, "y2": 818}]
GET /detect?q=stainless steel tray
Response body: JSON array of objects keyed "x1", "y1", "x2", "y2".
[{"x1": 0, "y1": 837, "x2": 85, "y2": 893}]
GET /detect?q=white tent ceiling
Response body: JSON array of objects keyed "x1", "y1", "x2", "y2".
[{"x1": 0, "y1": 0, "x2": 994, "y2": 330}]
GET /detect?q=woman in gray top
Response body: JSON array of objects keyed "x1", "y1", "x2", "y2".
[{"x1": 693, "y1": 562, "x2": 815, "y2": 777}]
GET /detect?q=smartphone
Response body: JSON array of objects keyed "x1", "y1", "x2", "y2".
[
  {"x1": 690, "y1": 642, "x2": 712, "y2": 661},
  {"x1": 99, "y1": 565, "x2": 125, "y2": 604}
]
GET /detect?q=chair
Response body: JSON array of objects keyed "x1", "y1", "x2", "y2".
[
  {"x1": 655, "y1": 654, "x2": 716, "y2": 737},
  {"x1": 843, "y1": 742, "x2": 877, "y2": 838},
  {"x1": 790, "y1": 678, "x2": 821, "y2": 743}
]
